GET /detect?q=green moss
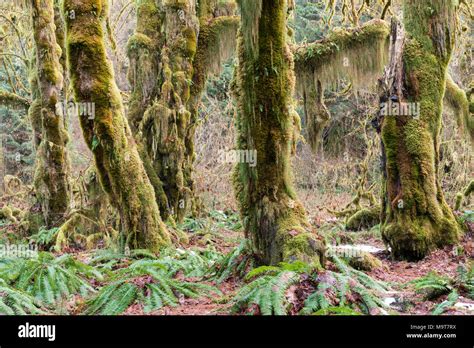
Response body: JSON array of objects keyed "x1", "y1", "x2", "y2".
[
  {"x1": 346, "y1": 206, "x2": 380, "y2": 231},
  {"x1": 347, "y1": 252, "x2": 382, "y2": 271},
  {"x1": 444, "y1": 74, "x2": 473, "y2": 141}
]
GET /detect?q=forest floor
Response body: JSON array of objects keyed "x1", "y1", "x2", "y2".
[
  {"x1": 119, "y1": 209, "x2": 474, "y2": 316},
  {"x1": 1, "y1": 194, "x2": 473, "y2": 316}
]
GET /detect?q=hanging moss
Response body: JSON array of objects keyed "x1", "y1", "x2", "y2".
[
  {"x1": 380, "y1": 1, "x2": 461, "y2": 261},
  {"x1": 444, "y1": 74, "x2": 473, "y2": 141},
  {"x1": 294, "y1": 19, "x2": 390, "y2": 91},
  {"x1": 233, "y1": 0, "x2": 325, "y2": 266},
  {"x1": 454, "y1": 180, "x2": 474, "y2": 211},
  {"x1": 293, "y1": 19, "x2": 389, "y2": 152},
  {"x1": 0, "y1": 91, "x2": 31, "y2": 109},
  {"x1": 127, "y1": 0, "x2": 200, "y2": 223},
  {"x1": 63, "y1": 0, "x2": 170, "y2": 251},
  {"x1": 31, "y1": 0, "x2": 72, "y2": 228}
]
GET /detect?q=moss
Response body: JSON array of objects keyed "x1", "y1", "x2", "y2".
[
  {"x1": 444, "y1": 74, "x2": 473, "y2": 141},
  {"x1": 347, "y1": 252, "x2": 383, "y2": 271},
  {"x1": 346, "y1": 206, "x2": 381, "y2": 231},
  {"x1": 294, "y1": 19, "x2": 389, "y2": 91},
  {"x1": 0, "y1": 91, "x2": 30, "y2": 109},
  {"x1": 293, "y1": 19, "x2": 389, "y2": 151},
  {"x1": 455, "y1": 180, "x2": 474, "y2": 210},
  {"x1": 0, "y1": 206, "x2": 17, "y2": 223},
  {"x1": 233, "y1": 0, "x2": 325, "y2": 266},
  {"x1": 64, "y1": 0, "x2": 170, "y2": 251}
]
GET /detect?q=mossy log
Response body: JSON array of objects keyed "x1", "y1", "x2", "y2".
[
  {"x1": 233, "y1": 0, "x2": 325, "y2": 266},
  {"x1": 379, "y1": 2, "x2": 461, "y2": 261},
  {"x1": 31, "y1": 0, "x2": 73, "y2": 227},
  {"x1": 63, "y1": 0, "x2": 170, "y2": 251},
  {"x1": 346, "y1": 206, "x2": 381, "y2": 231}
]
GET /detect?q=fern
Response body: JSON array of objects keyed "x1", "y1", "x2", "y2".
[
  {"x1": 0, "y1": 252, "x2": 101, "y2": 307},
  {"x1": 411, "y1": 272, "x2": 452, "y2": 300},
  {"x1": 432, "y1": 290, "x2": 459, "y2": 315},
  {"x1": 85, "y1": 258, "x2": 221, "y2": 315},
  {"x1": 232, "y1": 269, "x2": 300, "y2": 315},
  {"x1": 0, "y1": 278, "x2": 45, "y2": 314},
  {"x1": 158, "y1": 247, "x2": 222, "y2": 278},
  {"x1": 456, "y1": 263, "x2": 474, "y2": 299},
  {"x1": 28, "y1": 227, "x2": 59, "y2": 249},
  {"x1": 312, "y1": 306, "x2": 361, "y2": 315},
  {"x1": 208, "y1": 240, "x2": 254, "y2": 283},
  {"x1": 301, "y1": 255, "x2": 389, "y2": 315}
]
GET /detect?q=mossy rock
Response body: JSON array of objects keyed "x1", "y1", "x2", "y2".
[
  {"x1": 347, "y1": 252, "x2": 383, "y2": 271},
  {"x1": 346, "y1": 207, "x2": 380, "y2": 231}
]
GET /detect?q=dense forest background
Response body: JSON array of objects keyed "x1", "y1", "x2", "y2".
[{"x1": 0, "y1": 0, "x2": 472, "y2": 315}]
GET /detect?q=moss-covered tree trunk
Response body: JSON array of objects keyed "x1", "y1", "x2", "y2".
[
  {"x1": 127, "y1": 0, "x2": 198, "y2": 223},
  {"x1": 63, "y1": 0, "x2": 170, "y2": 251},
  {"x1": 127, "y1": 0, "x2": 239, "y2": 222},
  {"x1": 31, "y1": 0, "x2": 72, "y2": 227},
  {"x1": 380, "y1": 1, "x2": 461, "y2": 260},
  {"x1": 233, "y1": 0, "x2": 325, "y2": 266}
]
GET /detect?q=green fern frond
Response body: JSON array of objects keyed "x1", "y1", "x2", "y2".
[
  {"x1": 85, "y1": 258, "x2": 221, "y2": 315},
  {"x1": 0, "y1": 252, "x2": 101, "y2": 308},
  {"x1": 432, "y1": 290, "x2": 459, "y2": 315},
  {"x1": 411, "y1": 272, "x2": 452, "y2": 300},
  {"x1": 232, "y1": 269, "x2": 299, "y2": 315},
  {"x1": 208, "y1": 240, "x2": 255, "y2": 283},
  {"x1": 0, "y1": 278, "x2": 45, "y2": 315}
]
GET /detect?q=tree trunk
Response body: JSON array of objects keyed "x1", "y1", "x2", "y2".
[
  {"x1": 128, "y1": 0, "x2": 199, "y2": 223},
  {"x1": 233, "y1": 0, "x2": 325, "y2": 266},
  {"x1": 31, "y1": 0, "x2": 72, "y2": 227},
  {"x1": 128, "y1": 0, "x2": 238, "y2": 222},
  {"x1": 379, "y1": 0, "x2": 461, "y2": 260},
  {"x1": 63, "y1": 0, "x2": 170, "y2": 251}
]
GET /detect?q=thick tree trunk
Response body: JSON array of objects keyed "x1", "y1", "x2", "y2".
[
  {"x1": 233, "y1": 0, "x2": 325, "y2": 266},
  {"x1": 63, "y1": 0, "x2": 170, "y2": 251},
  {"x1": 31, "y1": 0, "x2": 72, "y2": 227},
  {"x1": 380, "y1": 1, "x2": 461, "y2": 260}
]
